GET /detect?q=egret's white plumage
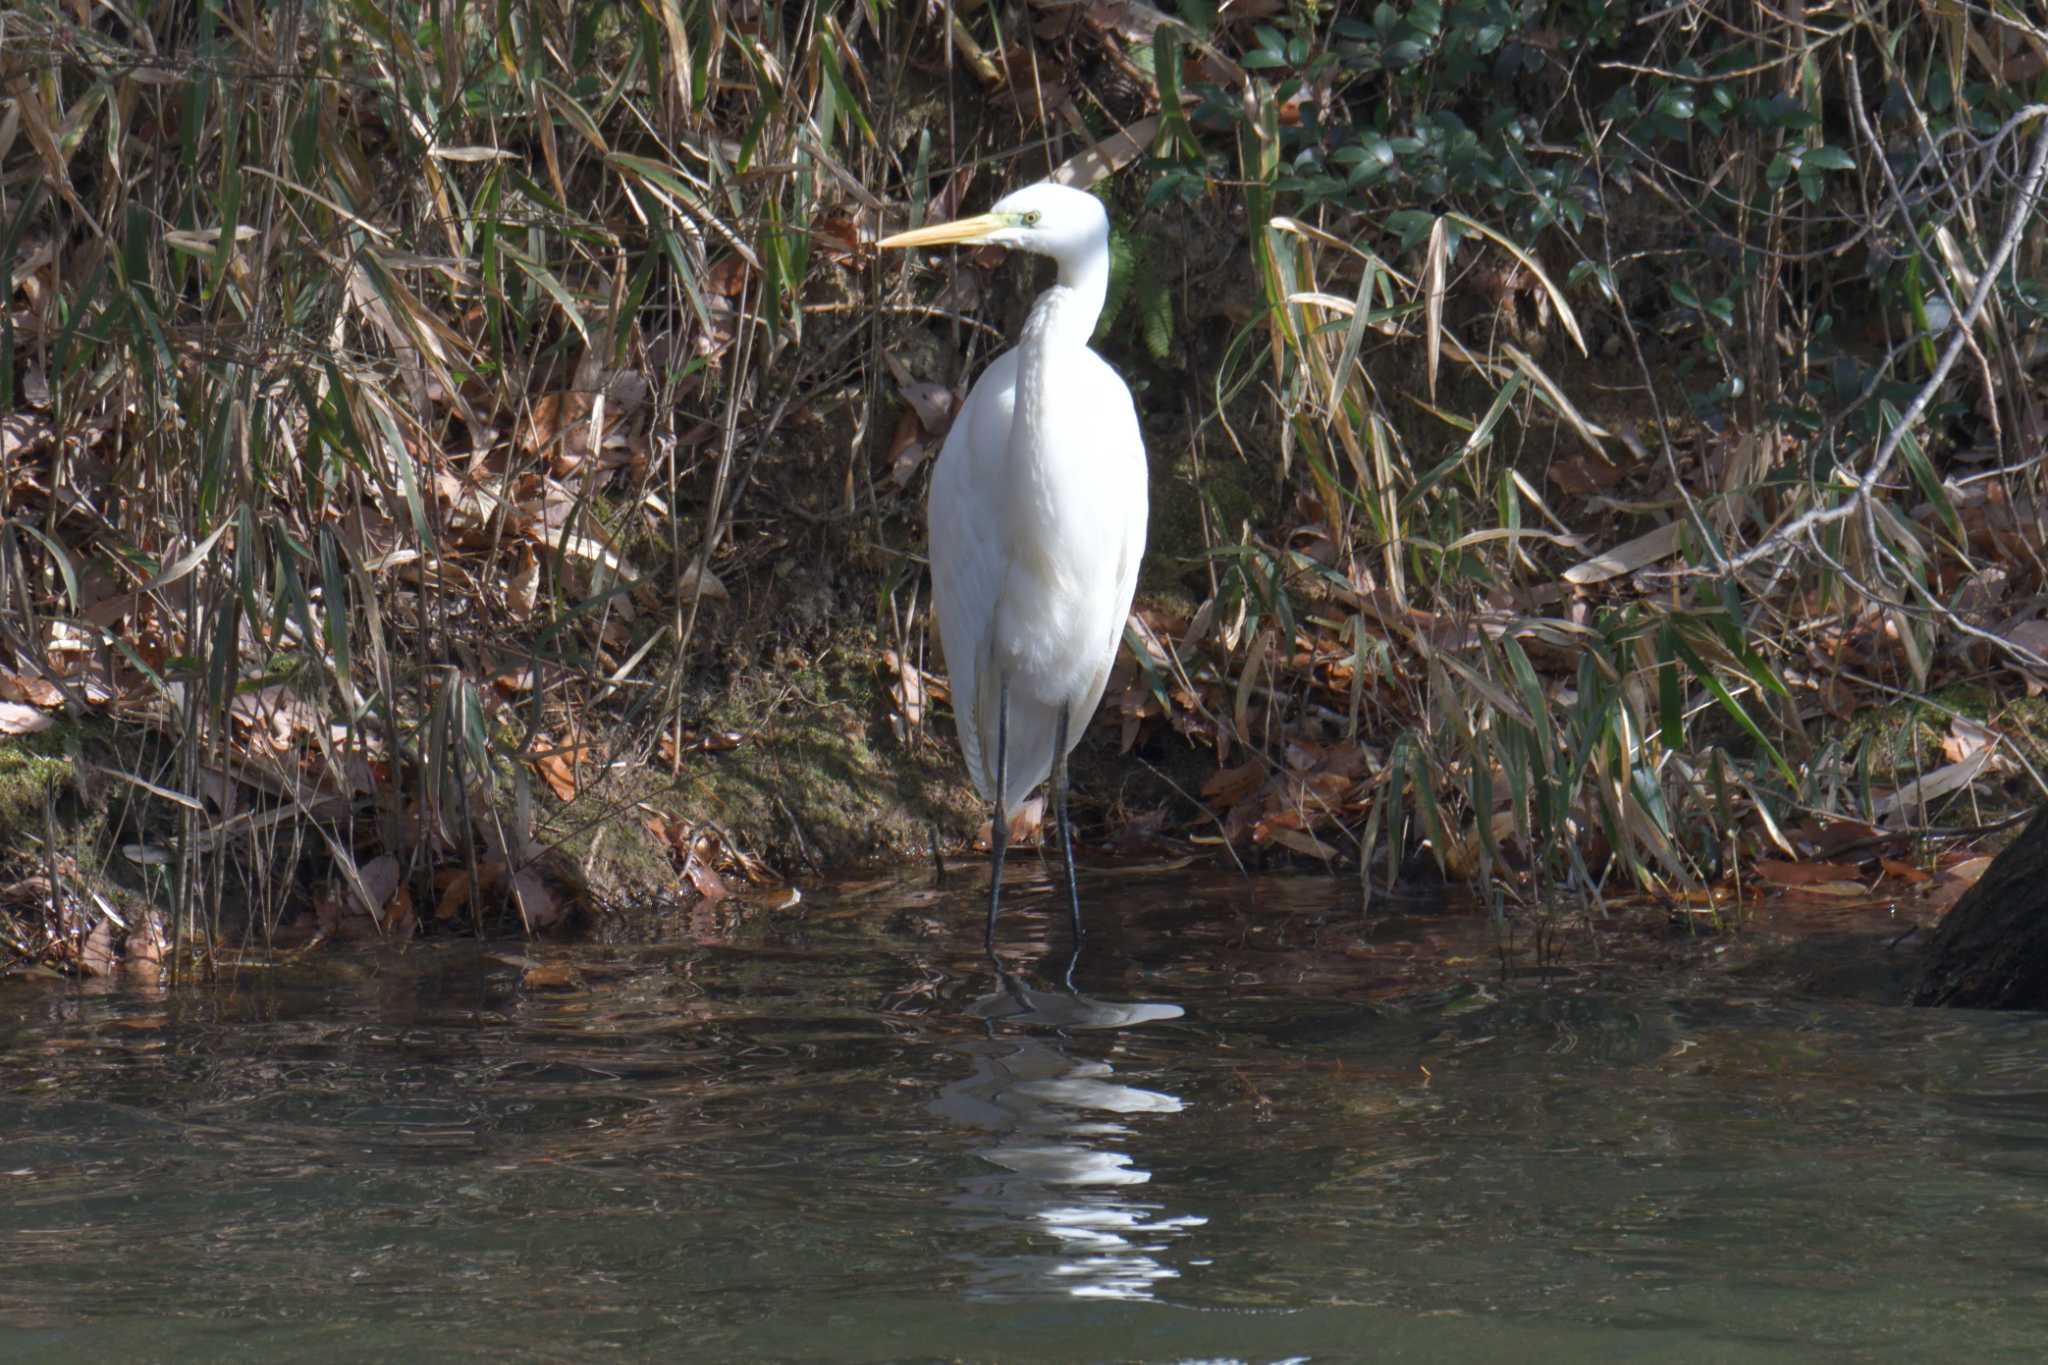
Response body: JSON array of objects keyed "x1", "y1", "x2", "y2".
[{"x1": 880, "y1": 182, "x2": 1149, "y2": 940}]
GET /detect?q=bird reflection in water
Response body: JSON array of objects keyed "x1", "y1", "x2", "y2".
[{"x1": 931, "y1": 949, "x2": 1201, "y2": 1301}]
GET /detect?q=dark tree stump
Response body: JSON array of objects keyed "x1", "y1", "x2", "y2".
[{"x1": 1912, "y1": 804, "x2": 2048, "y2": 1008}]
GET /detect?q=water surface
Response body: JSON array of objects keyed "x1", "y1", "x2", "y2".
[{"x1": 2, "y1": 870, "x2": 2042, "y2": 1361}]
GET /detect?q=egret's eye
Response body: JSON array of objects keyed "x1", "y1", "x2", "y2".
[{"x1": 1022, "y1": 210, "x2": 1042, "y2": 226}]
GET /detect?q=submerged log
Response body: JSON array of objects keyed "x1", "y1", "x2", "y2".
[{"x1": 1912, "y1": 805, "x2": 2048, "y2": 1009}]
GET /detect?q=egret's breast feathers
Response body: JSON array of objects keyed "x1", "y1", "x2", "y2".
[{"x1": 992, "y1": 346, "x2": 1143, "y2": 707}]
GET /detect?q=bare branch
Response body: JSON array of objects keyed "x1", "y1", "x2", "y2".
[{"x1": 1712, "y1": 106, "x2": 2048, "y2": 580}]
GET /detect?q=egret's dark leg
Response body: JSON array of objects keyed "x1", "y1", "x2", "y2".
[
  {"x1": 984, "y1": 675, "x2": 1010, "y2": 947},
  {"x1": 1053, "y1": 704, "x2": 1084, "y2": 942}
]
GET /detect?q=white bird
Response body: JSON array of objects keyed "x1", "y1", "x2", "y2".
[{"x1": 879, "y1": 182, "x2": 1149, "y2": 945}]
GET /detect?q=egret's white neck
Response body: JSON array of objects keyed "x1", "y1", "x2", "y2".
[{"x1": 1023, "y1": 239, "x2": 1110, "y2": 352}]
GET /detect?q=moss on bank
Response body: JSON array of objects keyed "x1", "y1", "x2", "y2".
[
  {"x1": 550, "y1": 616, "x2": 1208, "y2": 902},
  {"x1": 1841, "y1": 688, "x2": 2048, "y2": 791},
  {"x1": 540, "y1": 632, "x2": 980, "y2": 902},
  {"x1": 0, "y1": 731, "x2": 75, "y2": 846}
]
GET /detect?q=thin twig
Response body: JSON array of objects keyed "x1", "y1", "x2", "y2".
[{"x1": 1708, "y1": 108, "x2": 2048, "y2": 580}]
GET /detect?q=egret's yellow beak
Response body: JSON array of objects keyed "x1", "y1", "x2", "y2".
[{"x1": 876, "y1": 212, "x2": 1010, "y2": 250}]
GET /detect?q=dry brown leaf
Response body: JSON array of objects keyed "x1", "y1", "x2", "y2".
[
  {"x1": 1940, "y1": 718, "x2": 1994, "y2": 764},
  {"x1": 732, "y1": 885, "x2": 804, "y2": 911},
  {"x1": 927, "y1": 164, "x2": 980, "y2": 224},
  {"x1": 706, "y1": 254, "x2": 751, "y2": 298},
  {"x1": 358, "y1": 853, "x2": 403, "y2": 912},
  {"x1": 1260, "y1": 824, "x2": 1341, "y2": 859},
  {"x1": 2002, "y1": 617, "x2": 2048, "y2": 691},
  {"x1": 0, "y1": 876, "x2": 54, "y2": 912},
  {"x1": 678, "y1": 730, "x2": 743, "y2": 759},
  {"x1": 975, "y1": 797, "x2": 1047, "y2": 850},
  {"x1": 686, "y1": 858, "x2": 730, "y2": 901},
  {"x1": 521, "y1": 961, "x2": 584, "y2": 990},
  {"x1": 79, "y1": 918, "x2": 117, "y2": 977},
  {"x1": 533, "y1": 746, "x2": 580, "y2": 802},
  {"x1": 312, "y1": 883, "x2": 345, "y2": 937},
  {"x1": 1562, "y1": 521, "x2": 1685, "y2": 585},
  {"x1": 1941, "y1": 854, "x2": 1993, "y2": 881},
  {"x1": 0, "y1": 669, "x2": 62, "y2": 707},
  {"x1": 886, "y1": 409, "x2": 934, "y2": 487},
  {"x1": 7, "y1": 77, "x2": 86, "y2": 219},
  {"x1": 434, "y1": 868, "x2": 473, "y2": 921},
  {"x1": 0, "y1": 701, "x2": 54, "y2": 735},
  {"x1": 1873, "y1": 747, "x2": 1995, "y2": 825},
  {"x1": 1754, "y1": 859, "x2": 1866, "y2": 886},
  {"x1": 898, "y1": 378, "x2": 955, "y2": 432},
  {"x1": 1202, "y1": 759, "x2": 1266, "y2": 809},
  {"x1": 883, "y1": 649, "x2": 928, "y2": 741},
  {"x1": 1545, "y1": 455, "x2": 1625, "y2": 494},
  {"x1": 308, "y1": 855, "x2": 416, "y2": 940},
  {"x1": 510, "y1": 866, "x2": 563, "y2": 928},
  {"x1": 1, "y1": 412, "x2": 55, "y2": 459},
  {"x1": 383, "y1": 884, "x2": 418, "y2": 939},
  {"x1": 1776, "y1": 881, "x2": 1871, "y2": 900},
  {"x1": 505, "y1": 543, "x2": 540, "y2": 619},
  {"x1": 1951, "y1": 566, "x2": 2009, "y2": 622},
  {"x1": 122, "y1": 910, "x2": 168, "y2": 965},
  {"x1": 1790, "y1": 817, "x2": 1886, "y2": 858},
  {"x1": 678, "y1": 561, "x2": 728, "y2": 603},
  {"x1": 814, "y1": 211, "x2": 864, "y2": 266},
  {"x1": 1051, "y1": 115, "x2": 1164, "y2": 187},
  {"x1": 521, "y1": 391, "x2": 594, "y2": 456},
  {"x1": 1879, "y1": 857, "x2": 1932, "y2": 884},
  {"x1": 1923, "y1": 855, "x2": 1993, "y2": 915},
  {"x1": 229, "y1": 683, "x2": 321, "y2": 749}
]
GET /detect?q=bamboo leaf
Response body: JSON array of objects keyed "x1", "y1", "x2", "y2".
[
  {"x1": 1884, "y1": 400, "x2": 1963, "y2": 547},
  {"x1": 1445, "y1": 212, "x2": 1588, "y2": 355},
  {"x1": 1670, "y1": 634, "x2": 1797, "y2": 787},
  {"x1": 1423, "y1": 216, "x2": 1446, "y2": 399},
  {"x1": 497, "y1": 238, "x2": 592, "y2": 345}
]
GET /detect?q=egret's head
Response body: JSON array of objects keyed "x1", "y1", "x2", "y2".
[{"x1": 877, "y1": 181, "x2": 1108, "y2": 265}]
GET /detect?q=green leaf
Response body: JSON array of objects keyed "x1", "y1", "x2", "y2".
[
  {"x1": 1885, "y1": 400, "x2": 1963, "y2": 546},
  {"x1": 1656, "y1": 624, "x2": 1684, "y2": 750},
  {"x1": 1384, "y1": 209, "x2": 1435, "y2": 251},
  {"x1": 1670, "y1": 634, "x2": 1797, "y2": 786},
  {"x1": 815, "y1": 32, "x2": 876, "y2": 147},
  {"x1": 1139, "y1": 263, "x2": 1174, "y2": 362},
  {"x1": 5, "y1": 520, "x2": 81, "y2": 611},
  {"x1": 1656, "y1": 89, "x2": 1695, "y2": 120},
  {"x1": 498, "y1": 238, "x2": 591, "y2": 345},
  {"x1": 1096, "y1": 228, "x2": 1136, "y2": 340},
  {"x1": 363, "y1": 397, "x2": 436, "y2": 553}
]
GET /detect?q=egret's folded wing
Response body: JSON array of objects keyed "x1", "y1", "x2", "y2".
[
  {"x1": 927, "y1": 350, "x2": 1019, "y2": 802},
  {"x1": 1066, "y1": 351, "x2": 1149, "y2": 746}
]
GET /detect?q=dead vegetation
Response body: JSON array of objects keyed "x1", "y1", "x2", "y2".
[{"x1": 2, "y1": 0, "x2": 2046, "y2": 977}]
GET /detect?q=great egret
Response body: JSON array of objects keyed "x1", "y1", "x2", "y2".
[{"x1": 878, "y1": 182, "x2": 1148, "y2": 945}]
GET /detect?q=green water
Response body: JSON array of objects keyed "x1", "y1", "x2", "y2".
[{"x1": 2, "y1": 871, "x2": 2044, "y2": 1362}]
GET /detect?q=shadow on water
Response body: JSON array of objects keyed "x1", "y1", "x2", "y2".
[{"x1": 3, "y1": 867, "x2": 2048, "y2": 1362}]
